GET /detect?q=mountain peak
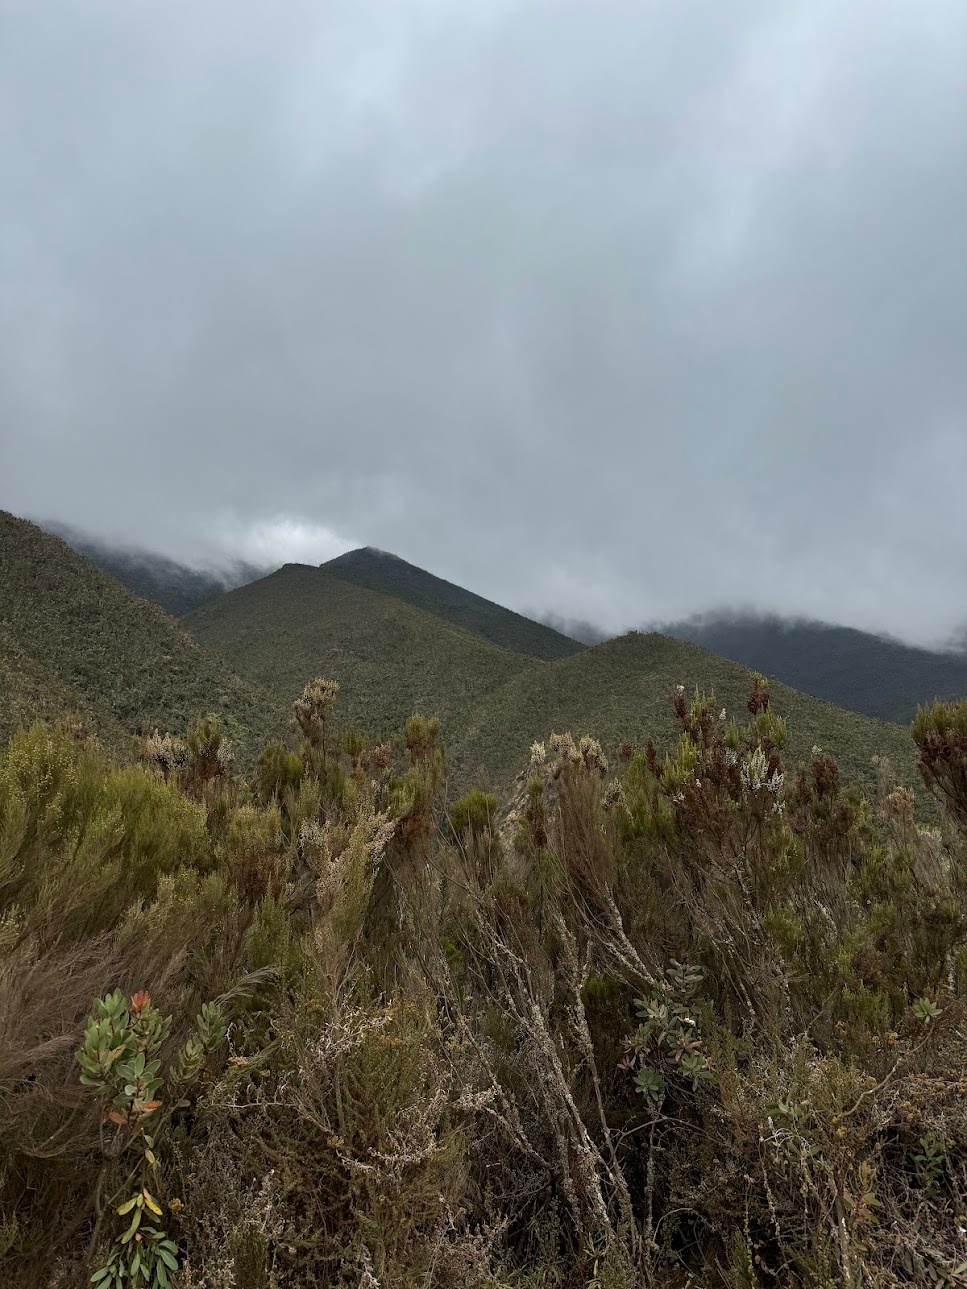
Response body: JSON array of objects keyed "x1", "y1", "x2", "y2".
[
  {"x1": 320, "y1": 549, "x2": 585, "y2": 661},
  {"x1": 328, "y1": 545, "x2": 405, "y2": 565}
]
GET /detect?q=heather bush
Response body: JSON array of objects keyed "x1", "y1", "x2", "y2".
[{"x1": 2, "y1": 677, "x2": 967, "y2": 1286}]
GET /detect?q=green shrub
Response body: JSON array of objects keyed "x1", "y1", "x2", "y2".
[
  {"x1": 448, "y1": 789, "x2": 498, "y2": 842},
  {"x1": 3, "y1": 675, "x2": 967, "y2": 1287}
]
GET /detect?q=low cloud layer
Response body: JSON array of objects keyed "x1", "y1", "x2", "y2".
[{"x1": 3, "y1": 1, "x2": 966, "y2": 646}]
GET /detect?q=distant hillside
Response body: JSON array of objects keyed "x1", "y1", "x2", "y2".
[
  {"x1": 185, "y1": 563, "x2": 532, "y2": 742},
  {"x1": 42, "y1": 521, "x2": 263, "y2": 615},
  {"x1": 184, "y1": 558, "x2": 922, "y2": 802},
  {"x1": 663, "y1": 613, "x2": 967, "y2": 724},
  {"x1": 322, "y1": 547, "x2": 584, "y2": 661},
  {"x1": 0, "y1": 511, "x2": 284, "y2": 752},
  {"x1": 456, "y1": 631, "x2": 922, "y2": 799}
]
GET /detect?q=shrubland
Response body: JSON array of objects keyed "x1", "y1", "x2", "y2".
[
  {"x1": 0, "y1": 511, "x2": 284, "y2": 757},
  {"x1": 182, "y1": 560, "x2": 923, "y2": 803},
  {"x1": 183, "y1": 563, "x2": 529, "y2": 746},
  {"x1": 2, "y1": 676, "x2": 967, "y2": 1287}
]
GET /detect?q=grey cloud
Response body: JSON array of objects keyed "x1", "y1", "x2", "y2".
[{"x1": 2, "y1": 0, "x2": 967, "y2": 646}]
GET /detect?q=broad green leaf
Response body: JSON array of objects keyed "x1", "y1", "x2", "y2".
[{"x1": 120, "y1": 1208, "x2": 142, "y2": 1243}]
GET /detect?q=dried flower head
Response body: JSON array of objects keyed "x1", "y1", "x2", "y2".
[
  {"x1": 143, "y1": 730, "x2": 185, "y2": 773},
  {"x1": 547, "y1": 732, "x2": 577, "y2": 761},
  {"x1": 294, "y1": 677, "x2": 341, "y2": 746},
  {"x1": 602, "y1": 780, "x2": 625, "y2": 810},
  {"x1": 578, "y1": 735, "x2": 609, "y2": 775}
]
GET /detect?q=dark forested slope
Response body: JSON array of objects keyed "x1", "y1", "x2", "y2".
[
  {"x1": 42, "y1": 520, "x2": 263, "y2": 615},
  {"x1": 663, "y1": 613, "x2": 967, "y2": 724},
  {"x1": 323, "y1": 546, "x2": 584, "y2": 660}
]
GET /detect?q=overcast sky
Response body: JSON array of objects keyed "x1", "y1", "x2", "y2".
[{"x1": 3, "y1": 1, "x2": 967, "y2": 645}]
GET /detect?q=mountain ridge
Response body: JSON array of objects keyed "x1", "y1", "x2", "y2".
[
  {"x1": 660, "y1": 611, "x2": 967, "y2": 724},
  {"x1": 185, "y1": 562, "x2": 533, "y2": 745},
  {"x1": 184, "y1": 554, "x2": 923, "y2": 801},
  {"x1": 41, "y1": 520, "x2": 265, "y2": 615},
  {"x1": 322, "y1": 546, "x2": 585, "y2": 660},
  {"x1": 454, "y1": 628, "x2": 922, "y2": 799}
]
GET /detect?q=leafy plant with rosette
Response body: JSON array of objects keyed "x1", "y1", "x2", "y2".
[{"x1": 76, "y1": 989, "x2": 226, "y2": 1287}]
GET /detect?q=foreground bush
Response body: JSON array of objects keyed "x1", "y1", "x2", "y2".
[{"x1": 1, "y1": 686, "x2": 967, "y2": 1286}]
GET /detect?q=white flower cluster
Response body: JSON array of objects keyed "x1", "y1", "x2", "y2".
[
  {"x1": 541, "y1": 731, "x2": 609, "y2": 776},
  {"x1": 602, "y1": 780, "x2": 625, "y2": 810},
  {"x1": 740, "y1": 746, "x2": 783, "y2": 794},
  {"x1": 547, "y1": 731, "x2": 577, "y2": 760},
  {"x1": 298, "y1": 819, "x2": 329, "y2": 860},
  {"x1": 578, "y1": 735, "x2": 609, "y2": 775},
  {"x1": 143, "y1": 729, "x2": 185, "y2": 772},
  {"x1": 308, "y1": 677, "x2": 340, "y2": 705},
  {"x1": 294, "y1": 676, "x2": 341, "y2": 736}
]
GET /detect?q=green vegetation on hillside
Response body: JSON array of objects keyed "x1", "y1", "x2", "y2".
[
  {"x1": 458, "y1": 631, "x2": 923, "y2": 800},
  {"x1": 323, "y1": 546, "x2": 585, "y2": 660},
  {"x1": 44, "y1": 520, "x2": 264, "y2": 615},
  {"x1": 186, "y1": 562, "x2": 531, "y2": 744},
  {"x1": 666, "y1": 612, "x2": 967, "y2": 724},
  {"x1": 0, "y1": 511, "x2": 284, "y2": 754},
  {"x1": 186, "y1": 564, "x2": 919, "y2": 803},
  {"x1": 4, "y1": 676, "x2": 967, "y2": 1287}
]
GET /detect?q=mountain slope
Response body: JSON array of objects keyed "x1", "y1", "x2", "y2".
[
  {"x1": 456, "y1": 631, "x2": 922, "y2": 797},
  {"x1": 42, "y1": 521, "x2": 263, "y2": 615},
  {"x1": 184, "y1": 556, "x2": 922, "y2": 802},
  {"x1": 322, "y1": 547, "x2": 584, "y2": 661},
  {"x1": 0, "y1": 622, "x2": 127, "y2": 749},
  {"x1": 0, "y1": 511, "x2": 284, "y2": 752},
  {"x1": 663, "y1": 614, "x2": 967, "y2": 724},
  {"x1": 185, "y1": 563, "x2": 532, "y2": 741}
]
